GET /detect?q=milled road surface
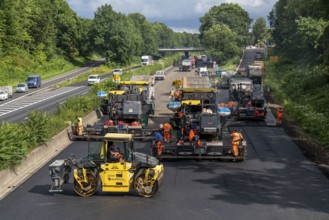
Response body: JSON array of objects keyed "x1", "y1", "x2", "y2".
[{"x1": 1, "y1": 57, "x2": 329, "y2": 220}]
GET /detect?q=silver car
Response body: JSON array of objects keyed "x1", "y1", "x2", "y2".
[{"x1": 16, "y1": 83, "x2": 29, "y2": 93}]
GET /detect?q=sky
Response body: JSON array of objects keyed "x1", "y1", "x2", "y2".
[{"x1": 66, "y1": 0, "x2": 278, "y2": 33}]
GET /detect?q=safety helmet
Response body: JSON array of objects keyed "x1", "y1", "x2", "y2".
[{"x1": 159, "y1": 124, "x2": 163, "y2": 129}]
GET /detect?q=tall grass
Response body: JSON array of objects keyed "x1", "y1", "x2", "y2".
[{"x1": 266, "y1": 60, "x2": 329, "y2": 147}]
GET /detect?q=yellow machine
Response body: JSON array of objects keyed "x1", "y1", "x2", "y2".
[{"x1": 49, "y1": 133, "x2": 164, "y2": 197}]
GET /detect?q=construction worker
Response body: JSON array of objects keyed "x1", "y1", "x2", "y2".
[
  {"x1": 76, "y1": 116, "x2": 83, "y2": 136},
  {"x1": 148, "y1": 84, "x2": 155, "y2": 101},
  {"x1": 219, "y1": 102, "x2": 226, "y2": 107},
  {"x1": 230, "y1": 129, "x2": 244, "y2": 157},
  {"x1": 227, "y1": 101, "x2": 235, "y2": 110},
  {"x1": 154, "y1": 130, "x2": 164, "y2": 156},
  {"x1": 277, "y1": 108, "x2": 284, "y2": 126},
  {"x1": 189, "y1": 128, "x2": 195, "y2": 143},
  {"x1": 169, "y1": 88, "x2": 175, "y2": 101},
  {"x1": 163, "y1": 122, "x2": 173, "y2": 143},
  {"x1": 109, "y1": 143, "x2": 124, "y2": 162}
]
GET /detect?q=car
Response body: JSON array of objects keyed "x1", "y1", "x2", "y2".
[
  {"x1": 113, "y1": 69, "x2": 123, "y2": 75},
  {"x1": 0, "y1": 90, "x2": 8, "y2": 100},
  {"x1": 154, "y1": 71, "x2": 165, "y2": 80},
  {"x1": 16, "y1": 83, "x2": 28, "y2": 93},
  {"x1": 87, "y1": 74, "x2": 100, "y2": 85}
]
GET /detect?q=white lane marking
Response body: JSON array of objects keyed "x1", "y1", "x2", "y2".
[{"x1": 0, "y1": 86, "x2": 84, "y2": 117}]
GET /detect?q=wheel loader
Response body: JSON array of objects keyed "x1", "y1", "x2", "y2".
[{"x1": 49, "y1": 133, "x2": 164, "y2": 198}]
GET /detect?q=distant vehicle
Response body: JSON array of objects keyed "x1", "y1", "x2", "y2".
[
  {"x1": 113, "y1": 69, "x2": 123, "y2": 75},
  {"x1": 201, "y1": 55, "x2": 207, "y2": 65},
  {"x1": 179, "y1": 59, "x2": 192, "y2": 71},
  {"x1": 0, "y1": 90, "x2": 8, "y2": 100},
  {"x1": 154, "y1": 71, "x2": 165, "y2": 80},
  {"x1": 87, "y1": 74, "x2": 101, "y2": 85},
  {"x1": 27, "y1": 75, "x2": 41, "y2": 88},
  {"x1": 255, "y1": 52, "x2": 263, "y2": 61},
  {"x1": 0, "y1": 86, "x2": 13, "y2": 98},
  {"x1": 141, "y1": 55, "x2": 153, "y2": 66},
  {"x1": 16, "y1": 83, "x2": 28, "y2": 93},
  {"x1": 198, "y1": 67, "x2": 209, "y2": 77}
]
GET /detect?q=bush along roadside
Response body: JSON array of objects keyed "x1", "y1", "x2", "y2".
[
  {"x1": 265, "y1": 61, "x2": 329, "y2": 148},
  {"x1": 0, "y1": 54, "x2": 179, "y2": 170}
]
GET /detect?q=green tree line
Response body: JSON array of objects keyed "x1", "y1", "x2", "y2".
[{"x1": 0, "y1": 1, "x2": 200, "y2": 86}]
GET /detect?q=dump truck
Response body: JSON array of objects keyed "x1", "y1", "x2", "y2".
[
  {"x1": 179, "y1": 59, "x2": 192, "y2": 71},
  {"x1": 153, "y1": 77, "x2": 247, "y2": 161},
  {"x1": 247, "y1": 65, "x2": 264, "y2": 84},
  {"x1": 49, "y1": 133, "x2": 164, "y2": 198}
]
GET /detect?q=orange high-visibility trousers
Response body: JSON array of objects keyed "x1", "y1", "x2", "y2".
[
  {"x1": 277, "y1": 112, "x2": 283, "y2": 125},
  {"x1": 232, "y1": 141, "x2": 239, "y2": 156},
  {"x1": 164, "y1": 131, "x2": 171, "y2": 142},
  {"x1": 156, "y1": 141, "x2": 163, "y2": 155}
]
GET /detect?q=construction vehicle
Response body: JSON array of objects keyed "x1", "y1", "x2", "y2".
[
  {"x1": 49, "y1": 133, "x2": 164, "y2": 197},
  {"x1": 179, "y1": 59, "x2": 192, "y2": 71},
  {"x1": 67, "y1": 122, "x2": 105, "y2": 141},
  {"x1": 100, "y1": 81, "x2": 155, "y2": 136},
  {"x1": 195, "y1": 67, "x2": 209, "y2": 77},
  {"x1": 153, "y1": 77, "x2": 247, "y2": 161},
  {"x1": 255, "y1": 51, "x2": 263, "y2": 61},
  {"x1": 247, "y1": 65, "x2": 264, "y2": 84},
  {"x1": 229, "y1": 76, "x2": 267, "y2": 119}
]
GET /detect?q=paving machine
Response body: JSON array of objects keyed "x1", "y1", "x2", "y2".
[
  {"x1": 229, "y1": 76, "x2": 267, "y2": 120},
  {"x1": 49, "y1": 133, "x2": 164, "y2": 198},
  {"x1": 153, "y1": 77, "x2": 247, "y2": 161},
  {"x1": 100, "y1": 81, "x2": 155, "y2": 136}
]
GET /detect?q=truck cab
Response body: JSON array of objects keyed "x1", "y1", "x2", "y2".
[
  {"x1": 27, "y1": 75, "x2": 41, "y2": 88},
  {"x1": 141, "y1": 55, "x2": 153, "y2": 66}
]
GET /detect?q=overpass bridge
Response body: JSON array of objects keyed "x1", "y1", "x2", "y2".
[{"x1": 158, "y1": 47, "x2": 204, "y2": 58}]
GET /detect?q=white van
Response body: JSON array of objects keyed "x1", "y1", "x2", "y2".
[{"x1": 0, "y1": 86, "x2": 13, "y2": 98}]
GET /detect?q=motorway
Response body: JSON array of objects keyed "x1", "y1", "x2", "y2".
[
  {"x1": 0, "y1": 60, "x2": 106, "y2": 122},
  {"x1": 1, "y1": 50, "x2": 329, "y2": 220}
]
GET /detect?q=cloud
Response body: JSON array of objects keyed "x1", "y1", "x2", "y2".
[{"x1": 66, "y1": 0, "x2": 277, "y2": 26}]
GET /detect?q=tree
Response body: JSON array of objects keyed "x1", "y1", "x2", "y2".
[
  {"x1": 199, "y1": 3, "x2": 252, "y2": 47},
  {"x1": 269, "y1": 0, "x2": 329, "y2": 62},
  {"x1": 90, "y1": 4, "x2": 141, "y2": 64},
  {"x1": 202, "y1": 24, "x2": 240, "y2": 62},
  {"x1": 127, "y1": 13, "x2": 157, "y2": 55},
  {"x1": 152, "y1": 22, "x2": 176, "y2": 48},
  {"x1": 252, "y1": 18, "x2": 267, "y2": 45}
]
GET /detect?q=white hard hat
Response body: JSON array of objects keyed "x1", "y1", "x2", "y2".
[{"x1": 159, "y1": 124, "x2": 163, "y2": 129}]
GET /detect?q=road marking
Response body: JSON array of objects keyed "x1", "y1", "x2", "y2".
[{"x1": 0, "y1": 86, "x2": 84, "y2": 117}]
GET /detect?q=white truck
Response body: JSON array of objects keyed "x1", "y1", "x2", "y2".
[{"x1": 141, "y1": 55, "x2": 153, "y2": 66}]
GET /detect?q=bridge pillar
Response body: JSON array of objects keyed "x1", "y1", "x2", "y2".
[{"x1": 184, "y1": 51, "x2": 189, "y2": 59}]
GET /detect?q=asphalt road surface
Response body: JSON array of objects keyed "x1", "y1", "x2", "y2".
[{"x1": 1, "y1": 56, "x2": 329, "y2": 220}]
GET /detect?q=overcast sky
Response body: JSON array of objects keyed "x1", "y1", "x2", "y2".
[{"x1": 66, "y1": 0, "x2": 277, "y2": 33}]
